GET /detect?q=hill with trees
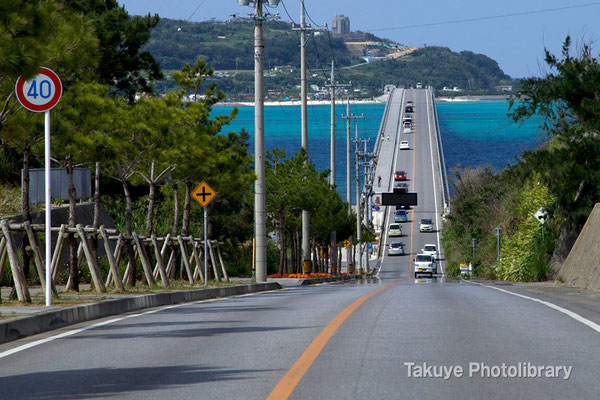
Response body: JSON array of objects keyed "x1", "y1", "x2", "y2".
[{"x1": 145, "y1": 18, "x2": 517, "y2": 98}]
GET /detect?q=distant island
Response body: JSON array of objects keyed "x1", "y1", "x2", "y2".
[{"x1": 145, "y1": 18, "x2": 518, "y2": 100}]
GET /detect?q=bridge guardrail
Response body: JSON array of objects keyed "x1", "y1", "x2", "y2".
[{"x1": 429, "y1": 88, "x2": 451, "y2": 214}]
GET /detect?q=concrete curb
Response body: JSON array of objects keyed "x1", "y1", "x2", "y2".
[
  {"x1": 301, "y1": 274, "x2": 362, "y2": 285},
  {"x1": 0, "y1": 282, "x2": 281, "y2": 345}
]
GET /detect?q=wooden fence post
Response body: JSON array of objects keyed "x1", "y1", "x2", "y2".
[
  {"x1": 51, "y1": 224, "x2": 67, "y2": 281},
  {"x1": 191, "y1": 241, "x2": 205, "y2": 283},
  {"x1": 177, "y1": 236, "x2": 194, "y2": 283},
  {"x1": 152, "y1": 233, "x2": 170, "y2": 280},
  {"x1": 100, "y1": 226, "x2": 124, "y2": 291},
  {"x1": 24, "y1": 221, "x2": 58, "y2": 297},
  {"x1": 133, "y1": 233, "x2": 156, "y2": 287},
  {"x1": 207, "y1": 240, "x2": 221, "y2": 282},
  {"x1": 215, "y1": 242, "x2": 229, "y2": 282},
  {"x1": 151, "y1": 234, "x2": 169, "y2": 287},
  {"x1": 1, "y1": 220, "x2": 30, "y2": 302},
  {"x1": 76, "y1": 224, "x2": 106, "y2": 293},
  {"x1": 0, "y1": 237, "x2": 7, "y2": 284}
]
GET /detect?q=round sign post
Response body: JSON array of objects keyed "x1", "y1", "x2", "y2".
[{"x1": 15, "y1": 67, "x2": 62, "y2": 307}]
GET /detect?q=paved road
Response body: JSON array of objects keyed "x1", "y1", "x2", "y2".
[{"x1": 2, "y1": 90, "x2": 600, "y2": 399}]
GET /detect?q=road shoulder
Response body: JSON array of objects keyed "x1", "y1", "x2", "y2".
[{"x1": 472, "y1": 280, "x2": 600, "y2": 329}]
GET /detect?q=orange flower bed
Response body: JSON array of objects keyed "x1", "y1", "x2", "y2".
[{"x1": 268, "y1": 272, "x2": 335, "y2": 279}]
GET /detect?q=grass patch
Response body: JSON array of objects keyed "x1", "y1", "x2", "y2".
[{"x1": 0, "y1": 313, "x2": 22, "y2": 320}]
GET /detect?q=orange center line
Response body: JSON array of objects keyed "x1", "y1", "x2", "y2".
[
  {"x1": 266, "y1": 283, "x2": 395, "y2": 400},
  {"x1": 409, "y1": 92, "x2": 417, "y2": 276}
]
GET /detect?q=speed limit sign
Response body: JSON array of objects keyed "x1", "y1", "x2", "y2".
[
  {"x1": 14, "y1": 66, "x2": 63, "y2": 307},
  {"x1": 15, "y1": 67, "x2": 62, "y2": 112}
]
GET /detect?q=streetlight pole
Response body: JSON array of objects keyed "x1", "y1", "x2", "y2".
[{"x1": 236, "y1": 0, "x2": 280, "y2": 282}]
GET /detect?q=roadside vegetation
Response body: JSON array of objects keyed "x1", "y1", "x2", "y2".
[
  {"x1": 0, "y1": 1, "x2": 361, "y2": 296},
  {"x1": 443, "y1": 37, "x2": 600, "y2": 281}
]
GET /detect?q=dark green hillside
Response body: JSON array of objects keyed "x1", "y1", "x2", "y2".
[
  {"x1": 146, "y1": 18, "x2": 355, "y2": 71},
  {"x1": 347, "y1": 47, "x2": 513, "y2": 92},
  {"x1": 145, "y1": 19, "x2": 516, "y2": 97}
]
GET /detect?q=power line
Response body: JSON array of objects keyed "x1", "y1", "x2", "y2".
[
  {"x1": 184, "y1": 0, "x2": 208, "y2": 22},
  {"x1": 370, "y1": 2, "x2": 600, "y2": 32}
]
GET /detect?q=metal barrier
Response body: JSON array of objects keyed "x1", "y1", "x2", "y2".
[{"x1": 428, "y1": 88, "x2": 451, "y2": 214}]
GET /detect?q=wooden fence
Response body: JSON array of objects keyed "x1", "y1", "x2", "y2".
[{"x1": 0, "y1": 219, "x2": 229, "y2": 303}]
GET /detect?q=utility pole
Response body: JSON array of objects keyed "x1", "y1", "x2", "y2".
[
  {"x1": 342, "y1": 100, "x2": 363, "y2": 274},
  {"x1": 359, "y1": 138, "x2": 372, "y2": 272},
  {"x1": 325, "y1": 60, "x2": 350, "y2": 274},
  {"x1": 355, "y1": 124, "x2": 363, "y2": 274},
  {"x1": 235, "y1": 0, "x2": 281, "y2": 282},
  {"x1": 292, "y1": 0, "x2": 325, "y2": 274}
]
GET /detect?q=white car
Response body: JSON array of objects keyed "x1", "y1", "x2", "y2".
[
  {"x1": 399, "y1": 140, "x2": 410, "y2": 150},
  {"x1": 421, "y1": 244, "x2": 438, "y2": 261},
  {"x1": 419, "y1": 218, "x2": 433, "y2": 232},
  {"x1": 388, "y1": 223, "x2": 402, "y2": 237},
  {"x1": 388, "y1": 241, "x2": 405, "y2": 256}
]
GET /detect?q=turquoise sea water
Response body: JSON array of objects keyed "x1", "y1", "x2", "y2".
[
  {"x1": 213, "y1": 100, "x2": 545, "y2": 200},
  {"x1": 436, "y1": 100, "x2": 544, "y2": 173},
  {"x1": 215, "y1": 103, "x2": 384, "y2": 199}
]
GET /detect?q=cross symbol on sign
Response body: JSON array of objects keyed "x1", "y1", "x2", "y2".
[
  {"x1": 196, "y1": 186, "x2": 212, "y2": 202},
  {"x1": 191, "y1": 181, "x2": 216, "y2": 207}
]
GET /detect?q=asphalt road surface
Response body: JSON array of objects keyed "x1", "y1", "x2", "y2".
[{"x1": 1, "y1": 90, "x2": 600, "y2": 399}]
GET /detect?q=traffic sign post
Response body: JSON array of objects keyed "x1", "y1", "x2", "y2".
[
  {"x1": 533, "y1": 207, "x2": 548, "y2": 245},
  {"x1": 191, "y1": 181, "x2": 217, "y2": 286},
  {"x1": 15, "y1": 67, "x2": 62, "y2": 307}
]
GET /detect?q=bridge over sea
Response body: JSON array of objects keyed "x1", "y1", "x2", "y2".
[{"x1": 341, "y1": 87, "x2": 450, "y2": 277}]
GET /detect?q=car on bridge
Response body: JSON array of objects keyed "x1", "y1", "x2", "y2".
[
  {"x1": 419, "y1": 218, "x2": 434, "y2": 232},
  {"x1": 393, "y1": 182, "x2": 408, "y2": 193},
  {"x1": 414, "y1": 253, "x2": 437, "y2": 277},
  {"x1": 403, "y1": 121, "x2": 412, "y2": 133},
  {"x1": 388, "y1": 241, "x2": 405, "y2": 256},
  {"x1": 388, "y1": 223, "x2": 402, "y2": 237},
  {"x1": 405, "y1": 105, "x2": 413, "y2": 113},
  {"x1": 402, "y1": 114, "x2": 412, "y2": 122},
  {"x1": 421, "y1": 244, "x2": 438, "y2": 260},
  {"x1": 395, "y1": 209, "x2": 408, "y2": 222},
  {"x1": 394, "y1": 170, "x2": 407, "y2": 181},
  {"x1": 399, "y1": 140, "x2": 410, "y2": 150}
]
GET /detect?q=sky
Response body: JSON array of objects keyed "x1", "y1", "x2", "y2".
[{"x1": 119, "y1": 0, "x2": 600, "y2": 78}]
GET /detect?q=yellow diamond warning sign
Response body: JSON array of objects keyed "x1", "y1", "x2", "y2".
[{"x1": 191, "y1": 181, "x2": 216, "y2": 207}]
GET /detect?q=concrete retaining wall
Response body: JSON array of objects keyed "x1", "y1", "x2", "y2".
[
  {"x1": 0, "y1": 283, "x2": 281, "y2": 344},
  {"x1": 559, "y1": 203, "x2": 600, "y2": 290}
]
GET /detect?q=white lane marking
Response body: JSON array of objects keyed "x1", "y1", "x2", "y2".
[
  {"x1": 0, "y1": 289, "x2": 281, "y2": 360},
  {"x1": 472, "y1": 282, "x2": 600, "y2": 334},
  {"x1": 426, "y1": 89, "x2": 443, "y2": 275},
  {"x1": 378, "y1": 89, "x2": 405, "y2": 278}
]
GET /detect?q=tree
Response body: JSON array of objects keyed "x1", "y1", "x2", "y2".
[
  {"x1": 0, "y1": 0, "x2": 98, "y2": 286},
  {"x1": 52, "y1": 83, "x2": 121, "y2": 290},
  {"x1": 509, "y1": 36, "x2": 600, "y2": 230},
  {"x1": 60, "y1": 0, "x2": 163, "y2": 102}
]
